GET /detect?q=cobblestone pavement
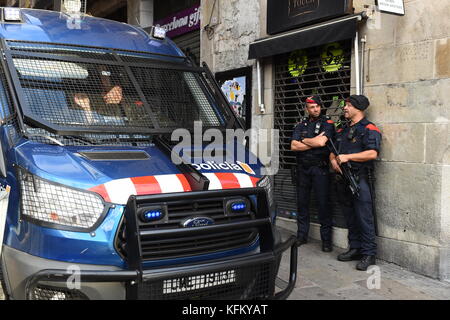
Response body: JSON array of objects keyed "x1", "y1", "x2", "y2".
[{"x1": 276, "y1": 227, "x2": 450, "y2": 300}]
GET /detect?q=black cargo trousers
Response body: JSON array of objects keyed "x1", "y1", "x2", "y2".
[
  {"x1": 295, "y1": 161, "x2": 333, "y2": 243},
  {"x1": 335, "y1": 169, "x2": 377, "y2": 256}
]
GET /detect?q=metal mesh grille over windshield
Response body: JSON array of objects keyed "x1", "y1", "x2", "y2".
[
  {"x1": 3, "y1": 40, "x2": 223, "y2": 137},
  {"x1": 16, "y1": 57, "x2": 152, "y2": 129}
]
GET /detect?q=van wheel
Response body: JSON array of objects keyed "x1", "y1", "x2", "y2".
[{"x1": 0, "y1": 256, "x2": 11, "y2": 300}]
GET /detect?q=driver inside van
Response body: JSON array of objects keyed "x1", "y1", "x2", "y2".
[
  {"x1": 73, "y1": 85, "x2": 124, "y2": 111},
  {"x1": 72, "y1": 68, "x2": 129, "y2": 124}
]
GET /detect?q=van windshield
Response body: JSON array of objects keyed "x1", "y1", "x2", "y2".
[{"x1": 5, "y1": 41, "x2": 227, "y2": 137}]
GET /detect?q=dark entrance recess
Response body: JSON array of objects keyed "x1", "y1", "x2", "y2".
[
  {"x1": 273, "y1": 40, "x2": 352, "y2": 228},
  {"x1": 173, "y1": 30, "x2": 201, "y2": 67},
  {"x1": 102, "y1": 5, "x2": 127, "y2": 23}
]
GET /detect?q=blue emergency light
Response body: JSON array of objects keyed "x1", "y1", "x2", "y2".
[
  {"x1": 231, "y1": 202, "x2": 247, "y2": 213},
  {"x1": 139, "y1": 206, "x2": 167, "y2": 223},
  {"x1": 145, "y1": 210, "x2": 162, "y2": 219},
  {"x1": 143, "y1": 210, "x2": 163, "y2": 222},
  {"x1": 225, "y1": 198, "x2": 250, "y2": 215}
]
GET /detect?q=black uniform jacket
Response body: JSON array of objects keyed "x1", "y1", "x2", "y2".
[
  {"x1": 291, "y1": 115, "x2": 335, "y2": 164},
  {"x1": 333, "y1": 118, "x2": 382, "y2": 171}
]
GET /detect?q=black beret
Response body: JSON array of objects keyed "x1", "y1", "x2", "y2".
[{"x1": 347, "y1": 95, "x2": 370, "y2": 111}]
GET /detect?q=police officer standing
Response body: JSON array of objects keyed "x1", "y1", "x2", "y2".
[
  {"x1": 329, "y1": 95, "x2": 382, "y2": 271},
  {"x1": 291, "y1": 96, "x2": 335, "y2": 252}
]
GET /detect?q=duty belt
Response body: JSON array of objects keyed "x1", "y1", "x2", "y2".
[
  {"x1": 350, "y1": 166, "x2": 374, "y2": 178},
  {"x1": 298, "y1": 159, "x2": 328, "y2": 169}
]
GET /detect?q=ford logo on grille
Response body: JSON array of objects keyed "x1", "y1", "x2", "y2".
[{"x1": 181, "y1": 217, "x2": 215, "y2": 228}]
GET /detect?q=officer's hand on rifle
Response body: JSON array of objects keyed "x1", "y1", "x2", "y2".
[
  {"x1": 336, "y1": 154, "x2": 350, "y2": 165},
  {"x1": 330, "y1": 153, "x2": 343, "y2": 175}
]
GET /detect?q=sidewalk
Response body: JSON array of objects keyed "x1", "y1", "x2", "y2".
[{"x1": 276, "y1": 227, "x2": 450, "y2": 300}]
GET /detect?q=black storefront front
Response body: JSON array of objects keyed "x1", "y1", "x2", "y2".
[{"x1": 249, "y1": 0, "x2": 366, "y2": 228}]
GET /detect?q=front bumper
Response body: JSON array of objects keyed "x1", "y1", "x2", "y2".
[
  {"x1": 3, "y1": 235, "x2": 297, "y2": 300},
  {"x1": 4, "y1": 188, "x2": 298, "y2": 300}
]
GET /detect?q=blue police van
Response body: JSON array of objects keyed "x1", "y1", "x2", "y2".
[{"x1": 0, "y1": 7, "x2": 297, "y2": 300}]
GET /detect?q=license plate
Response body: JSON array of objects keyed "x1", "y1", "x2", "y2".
[{"x1": 163, "y1": 270, "x2": 236, "y2": 294}]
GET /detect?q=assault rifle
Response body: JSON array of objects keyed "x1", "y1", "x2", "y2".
[{"x1": 328, "y1": 138, "x2": 360, "y2": 198}]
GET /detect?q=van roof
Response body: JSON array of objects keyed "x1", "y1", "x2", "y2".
[{"x1": 0, "y1": 8, "x2": 185, "y2": 58}]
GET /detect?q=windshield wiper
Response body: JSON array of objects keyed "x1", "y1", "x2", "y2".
[{"x1": 25, "y1": 133, "x2": 65, "y2": 146}]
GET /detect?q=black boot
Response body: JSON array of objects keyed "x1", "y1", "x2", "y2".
[
  {"x1": 322, "y1": 241, "x2": 332, "y2": 252},
  {"x1": 337, "y1": 248, "x2": 362, "y2": 261},
  {"x1": 296, "y1": 238, "x2": 308, "y2": 247},
  {"x1": 356, "y1": 255, "x2": 376, "y2": 271}
]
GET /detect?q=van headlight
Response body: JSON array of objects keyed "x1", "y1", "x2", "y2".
[
  {"x1": 18, "y1": 169, "x2": 105, "y2": 231},
  {"x1": 257, "y1": 175, "x2": 274, "y2": 207}
]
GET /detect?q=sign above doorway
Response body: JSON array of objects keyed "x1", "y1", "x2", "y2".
[{"x1": 267, "y1": 0, "x2": 354, "y2": 35}]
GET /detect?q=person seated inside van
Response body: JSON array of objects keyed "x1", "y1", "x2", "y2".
[
  {"x1": 72, "y1": 67, "x2": 128, "y2": 124},
  {"x1": 73, "y1": 84, "x2": 126, "y2": 124}
]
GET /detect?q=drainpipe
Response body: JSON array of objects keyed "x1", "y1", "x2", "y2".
[
  {"x1": 354, "y1": 30, "x2": 360, "y2": 95},
  {"x1": 257, "y1": 59, "x2": 265, "y2": 114},
  {"x1": 361, "y1": 35, "x2": 367, "y2": 95}
]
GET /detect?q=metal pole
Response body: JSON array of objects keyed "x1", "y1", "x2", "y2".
[
  {"x1": 361, "y1": 35, "x2": 367, "y2": 95},
  {"x1": 257, "y1": 59, "x2": 265, "y2": 114},
  {"x1": 354, "y1": 30, "x2": 360, "y2": 95}
]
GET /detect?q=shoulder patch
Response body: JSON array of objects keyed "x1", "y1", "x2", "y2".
[
  {"x1": 327, "y1": 120, "x2": 334, "y2": 124},
  {"x1": 366, "y1": 124, "x2": 381, "y2": 133}
]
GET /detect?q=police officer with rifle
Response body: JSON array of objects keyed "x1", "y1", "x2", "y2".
[{"x1": 329, "y1": 95, "x2": 382, "y2": 271}]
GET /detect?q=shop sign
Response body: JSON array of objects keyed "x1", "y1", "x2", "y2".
[
  {"x1": 267, "y1": 0, "x2": 353, "y2": 35},
  {"x1": 155, "y1": 4, "x2": 201, "y2": 39},
  {"x1": 376, "y1": 0, "x2": 405, "y2": 15}
]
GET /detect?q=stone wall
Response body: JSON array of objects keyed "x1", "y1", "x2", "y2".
[
  {"x1": 200, "y1": 0, "x2": 274, "y2": 154},
  {"x1": 200, "y1": 0, "x2": 260, "y2": 72},
  {"x1": 354, "y1": 0, "x2": 450, "y2": 280}
]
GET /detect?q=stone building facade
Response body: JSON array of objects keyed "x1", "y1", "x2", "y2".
[{"x1": 199, "y1": 0, "x2": 450, "y2": 281}]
